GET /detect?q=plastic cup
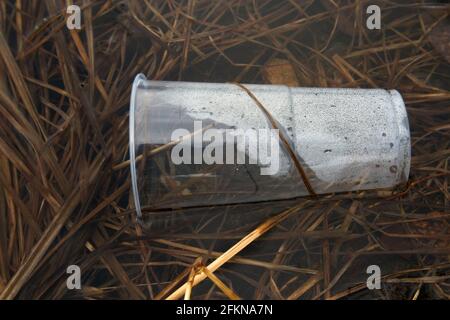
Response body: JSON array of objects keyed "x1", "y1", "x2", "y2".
[{"x1": 130, "y1": 74, "x2": 410, "y2": 220}]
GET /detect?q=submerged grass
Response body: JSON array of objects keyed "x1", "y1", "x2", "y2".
[{"x1": 0, "y1": 0, "x2": 449, "y2": 299}]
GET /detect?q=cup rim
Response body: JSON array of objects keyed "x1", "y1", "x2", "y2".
[{"x1": 129, "y1": 73, "x2": 147, "y2": 220}]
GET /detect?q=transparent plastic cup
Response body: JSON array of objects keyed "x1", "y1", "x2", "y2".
[{"x1": 130, "y1": 74, "x2": 410, "y2": 221}]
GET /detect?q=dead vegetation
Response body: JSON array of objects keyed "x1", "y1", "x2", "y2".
[{"x1": 0, "y1": 0, "x2": 449, "y2": 299}]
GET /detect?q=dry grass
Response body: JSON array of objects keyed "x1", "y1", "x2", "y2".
[{"x1": 0, "y1": 0, "x2": 449, "y2": 299}]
